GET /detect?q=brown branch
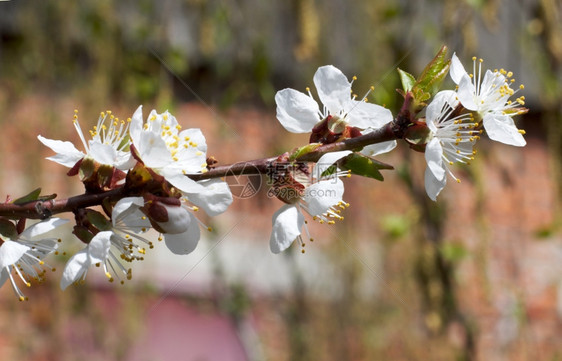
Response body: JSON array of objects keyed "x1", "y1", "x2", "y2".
[
  {"x1": 189, "y1": 122, "x2": 397, "y2": 181},
  {"x1": 0, "y1": 122, "x2": 398, "y2": 219}
]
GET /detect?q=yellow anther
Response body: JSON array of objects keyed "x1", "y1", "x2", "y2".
[
  {"x1": 370, "y1": 85, "x2": 375, "y2": 91},
  {"x1": 207, "y1": 226, "x2": 213, "y2": 232},
  {"x1": 456, "y1": 179, "x2": 461, "y2": 183},
  {"x1": 518, "y1": 129, "x2": 526, "y2": 135},
  {"x1": 472, "y1": 56, "x2": 477, "y2": 61},
  {"x1": 352, "y1": 75, "x2": 357, "y2": 81}
]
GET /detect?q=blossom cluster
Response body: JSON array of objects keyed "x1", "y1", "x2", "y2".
[
  {"x1": 0, "y1": 49, "x2": 528, "y2": 300},
  {"x1": 37, "y1": 106, "x2": 233, "y2": 292}
]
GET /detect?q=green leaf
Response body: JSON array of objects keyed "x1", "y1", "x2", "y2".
[
  {"x1": 12, "y1": 188, "x2": 42, "y2": 205},
  {"x1": 340, "y1": 153, "x2": 393, "y2": 181},
  {"x1": 289, "y1": 143, "x2": 322, "y2": 161},
  {"x1": 86, "y1": 210, "x2": 112, "y2": 231},
  {"x1": 412, "y1": 45, "x2": 451, "y2": 105},
  {"x1": 397, "y1": 68, "x2": 416, "y2": 93}
]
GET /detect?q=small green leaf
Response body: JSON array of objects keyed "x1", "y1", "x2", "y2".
[
  {"x1": 73, "y1": 226, "x2": 94, "y2": 244},
  {"x1": 289, "y1": 143, "x2": 322, "y2": 161},
  {"x1": 13, "y1": 188, "x2": 42, "y2": 205},
  {"x1": 86, "y1": 210, "x2": 112, "y2": 231},
  {"x1": 340, "y1": 153, "x2": 393, "y2": 181},
  {"x1": 397, "y1": 68, "x2": 416, "y2": 93},
  {"x1": 412, "y1": 45, "x2": 451, "y2": 107}
]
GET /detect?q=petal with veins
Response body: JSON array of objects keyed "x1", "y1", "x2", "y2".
[{"x1": 275, "y1": 88, "x2": 320, "y2": 133}]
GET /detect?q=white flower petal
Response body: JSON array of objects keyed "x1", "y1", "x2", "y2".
[
  {"x1": 313, "y1": 65, "x2": 352, "y2": 114},
  {"x1": 163, "y1": 213, "x2": 201, "y2": 255},
  {"x1": 424, "y1": 166, "x2": 446, "y2": 201},
  {"x1": 345, "y1": 101, "x2": 393, "y2": 129},
  {"x1": 164, "y1": 173, "x2": 205, "y2": 194},
  {"x1": 154, "y1": 204, "x2": 191, "y2": 234},
  {"x1": 457, "y1": 75, "x2": 478, "y2": 111},
  {"x1": 483, "y1": 114, "x2": 526, "y2": 147},
  {"x1": 187, "y1": 179, "x2": 233, "y2": 217},
  {"x1": 20, "y1": 218, "x2": 68, "y2": 239},
  {"x1": 269, "y1": 204, "x2": 304, "y2": 254},
  {"x1": 88, "y1": 142, "x2": 119, "y2": 165},
  {"x1": 315, "y1": 151, "x2": 352, "y2": 177},
  {"x1": 449, "y1": 53, "x2": 468, "y2": 85},
  {"x1": 425, "y1": 138, "x2": 446, "y2": 180},
  {"x1": 88, "y1": 231, "x2": 111, "y2": 264},
  {"x1": 275, "y1": 88, "x2": 321, "y2": 133},
  {"x1": 37, "y1": 135, "x2": 85, "y2": 167},
  {"x1": 361, "y1": 140, "x2": 397, "y2": 157},
  {"x1": 60, "y1": 249, "x2": 89, "y2": 290},
  {"x1": 112, "y1": 197, "x2": 145, "y2": 225},
  {"x1": 0, "y1": 240, "x2": 29, "y2": 269},
  {"x1": 303, "y1": 178, "x2": 344, "y2": 216},
  {"x1": 136, "y1": 131, "x2": 172, "y2": 169},
  {"x1": 179, "y1": 128, "x2": 207, "y2": 154},
  {"x1": 129, "y1": 105, "x2": 144, "y2": 145}
]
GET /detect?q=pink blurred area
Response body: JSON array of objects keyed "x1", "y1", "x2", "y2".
[{"x1": 126, "y1": 297, "x2": 248, "y2": 361}]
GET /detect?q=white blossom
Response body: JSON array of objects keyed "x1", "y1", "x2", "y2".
[
  {"x1": 60, "y1": 197, "x2": 153, "y2": 289},
  {"x1": 38, "y1": 110, "x2": 134, "y2": 169},
  {"x1": 275, "y1": 65, "x2": 397, "y2": 152},
  {"x1": 129, "y1": 106, "x2": 209, "y2": 194},
  {"x1": 450, "y1": 54, "x2": 527, "y2": 147},
  {"x1": 0, "y1": 218, "x2": 68, "y2": 300},
  {"x1": 424, "y1": 91, "x2": 478, "y2": 201},
  {"x1": 269, "y1": 151, "x2": 351, "y2": 253}
]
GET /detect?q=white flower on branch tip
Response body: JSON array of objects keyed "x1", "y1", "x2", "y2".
[
  {"x1": 38, "y1": 110, "x2": 134, "y2": 169},
  {"x1": 129, "y1": 105, "x2": 211, "y2": 194},
  {"x1": 0, "y1": 218, "x2": 68, "y2": 300},
  {"x1": 275, "y1": 65, "x2": 397, "y2": 152},
  {"x1": 424, "y1": 90, "x2": 479, "y2": 201},
  {"x1": 60, "y1": 197, "x2": 154, "y2": 290},
  {"x1": 450, "y1": 53, "x2": 527, "y2": 147},
  {"x1": 269, "y1": 151, "x2": 352, "y2": 254}
]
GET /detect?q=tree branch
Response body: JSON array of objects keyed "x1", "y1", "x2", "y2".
[{"x1": 0, "y1": 122, "x2": 398, "y2": 219}]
